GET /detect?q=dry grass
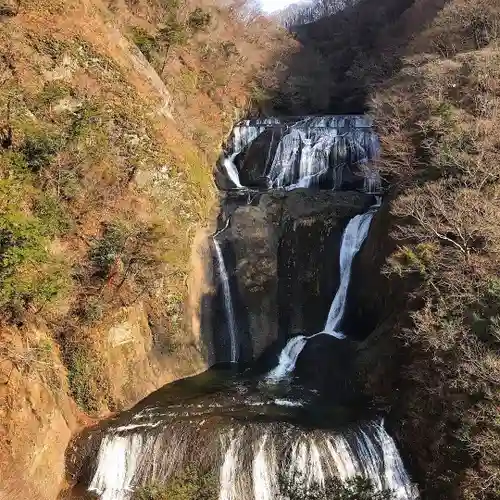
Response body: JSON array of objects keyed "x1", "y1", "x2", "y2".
[{"x1": 0, "y1": 0, "x2": 291, "y2": 414}]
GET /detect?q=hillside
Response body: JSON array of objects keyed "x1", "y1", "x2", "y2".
[
  {"x1": 372, "y1": 1, "x2": 500, "y2": 498},
  {"x1": 0, "y1": 0, "x2": 292, "y2": 497},
  {"x1": 261, "y1": 0, "x2": 500, "y2": 498}
]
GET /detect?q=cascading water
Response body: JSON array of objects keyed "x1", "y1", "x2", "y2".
[
  {"x1": 267, "y1": 207, "x2": 376, "y2": 382},
  {"x1": 213, "y1": 220, "x2": 238, "y2": 363},
  {"x1": 323, "y1": 209, "x2": 376, "y2": 336},
  {"x1": 266, "y1": 335, "x2": 308, "y2": 382},
  {"x1": 220, "y1": 115, "x2": 381, "y2": 192},
  {"x1": 72, "y1": 115, "x2": 418, "y2": 500},
  {"x1": 86, "y1": 396, "x2": 418, "y2": 500}
]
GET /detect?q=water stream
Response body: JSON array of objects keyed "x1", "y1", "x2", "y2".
[
  {"x1": 213, "y1": 219, "x2": 238, "y2": 363},
  {"x1": 266, "y1": 207, "x2": 376, "y2": 382}
]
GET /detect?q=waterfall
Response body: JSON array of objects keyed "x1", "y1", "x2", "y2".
[
  {"x1": 213, "y1": 221, "x2": 238, "y2": 363},
  {"x1": 223, "y1": 154, "x2": 244, "y2": 189},
  {"x1": 322, "y1": 210, "x2": 375, "y2": 336},
  {"x1": 76, "y1": 115, "x2": 419, "y2": 500},
  {"x1": 223, "y1": 123, "x2": 265, "y2": 188},
  {"x1": 89, "y1": 434, "x2": 143, "y2": 500},
  {"x1": 252, "y1": 434, "x2": 278, "y2": 500},
  {"x1": 220, "y1": 430, "x2": 245, "y2": 500},
  {"x1": 266, "y1": 335, "x2": 308, "y2": 382},
  {"x1": 267, "y1": 208, "x2": 376, "y2": 381},
  {"x1": 221, "y1": 116, "x2": 380, "y2": 192},
  {"x1": 87, "y1": 418, "x2": 417, "y2": 500}
]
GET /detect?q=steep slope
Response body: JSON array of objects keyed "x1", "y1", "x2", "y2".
[
  {"x1": 370, "y1": 1, "x2": 500, "y2": 498},
  {"x1": 252, "y1": 0, "x2": 500, "y2": 498},
  {"x1": 0, "y1": 1, "x2": 292, "y2": 497}
]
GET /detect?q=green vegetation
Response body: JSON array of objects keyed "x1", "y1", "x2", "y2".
[
  {"x1": 129, "y1": 5, "x2": 212, "y2": 73},
  {"x1": 187, "y1": 8, "x2": 211, "y2": 33},
  {"x1": 158, "y1": 17, "x2": 188, "y2": 51},
  {"x1": 65, "y1": 342, "x2": 110, "y2": 413},
  {"x1": 280, "y1": 476, "x2": 393, "y2": 500},
  {"x1": 88, "y1": 220, "x2": 167, "y2": 291},
  {"x1": 133, "y1": 473, "x2": 389, "y2": 500},
  {"x1": 133, "y1": 468, "x2": 217, "y2": 500},
  {"x1": 0, "y1": 174, "x2": 69, "y2": 316},
  {"x1": 131, "y1": 27, "x2": 158, "y2": 62},
  {"x1": 89, "y1": 222, "x2": 129, "y2": 278},
  {"x1": 34, "y1": 194, "x2": 73, "y2": 236},
  {"x1": 20, "y1": 132, "x2": 61, "y2": 173}
]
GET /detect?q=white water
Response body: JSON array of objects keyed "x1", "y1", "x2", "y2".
[
  {"x1": 214, "y1": 420, "x2": 418, "y2": 500},
  {"x1": 87, "y1": 420, "x2": 417, "y2": 500},
  {"x1": 89, "y1": 434, "x2": 142, "y2": 500},
  {"x1": 213, "y1": 220, "x2": 238, "y2": 363},
  {"x1": 222, "y1": 116, "x2": 380, "y2": 191},
  {"x1": 220, "y1": 430, "x2": 244, "y2": 500},
  {"x1": 223, "y1": 123, "x2": 266, "y2": 188},
  {"x1": 266, "y1": 335, "x2": 308, "y2": 382},
  {"x1": 223, "y1": 154, "x2": 244, "y2": 189},
  {"x1": 252, "y1": 434, "x2": 279, "y2": 500},
  {"x1": 323, "y1": 210, "x2": 375, "y2": 335},
  {"x1": 267, "y1": 208, "x2": 376, "y2": 381}
]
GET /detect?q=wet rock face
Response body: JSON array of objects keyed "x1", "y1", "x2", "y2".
[
  {"x1": 236, "y1": 127, "x2": 285, "y2": 188},
  {"x1": 207, "y1": 189, "x2": 373, "y2": 363},
  {"x1": 342, "y1": 199, "x2": 399, "y2": 340}
]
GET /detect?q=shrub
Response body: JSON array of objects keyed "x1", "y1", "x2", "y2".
[
  {"x1": 0, "y1": 179, "x2": 70, "y2": 313},
  {"x1": 187, "y1": 8, "x2": 212, "y2": 33},
  {"x1": 220, "y1": 41, "x2": 239, "y2": 60},
  {"x1": 133, "y1": 468, "x2": 217, "y2": 500},
  {"x1": 160, "y1": 0, "x2": 180, "y2": 13},
  {"x1": 131, "y1": 27, "x2": 158, "y2": 62},
  {"x1": 33, "y1": 81, "x2": 71, "y2": 110},
  {"x1": 33, "y1": 193, "x2": 73, "y2": 237},
  {"x1": 425, "y1": 0, "x2": 500, "y2": 56},
  {"x1": 65, "y1": 342, "x2": 110, "y2": 413},
  {"x1": 77, "y1": 296, "x2": 104, "y2": 325},
  {"x1": 158, "y1": 17, "x2": 188, "y2": 49},
  {"x1": 279, "y1": 475, "x2": 393, "y2": 500},
  {"x1": 88, "y1": 221, "x2": 167, "y2": 299},
  {"x1": 67, "y1": 101, "x2": 104, "y2": 142},
  {"x1": 20, "y1": 132, "x2": 61, "y2": 173},
  {"x1": 89, "y1": 222, "x2": 129, "y2": 278}
]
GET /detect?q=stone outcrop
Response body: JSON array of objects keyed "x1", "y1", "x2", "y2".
[{"x1": 203, "y1": 189, "x2": 374, "y2": 363}]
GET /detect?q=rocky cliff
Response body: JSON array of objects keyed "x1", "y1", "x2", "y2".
[
  {"x1": 0, "y1": 0, "x2": 292, "y2": 497},
  {"x1": 202, "y1": 189, "x2": 372, "y2": 365}
]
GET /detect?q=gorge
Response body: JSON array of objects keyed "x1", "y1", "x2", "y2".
[
  {"x1": 68, "y1": 116, "x2": 418, "y2": 500},
  {"x1": 2, "y1": 1, "x2": 500, "y2": 499}
]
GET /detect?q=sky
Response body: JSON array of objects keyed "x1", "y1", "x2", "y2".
[{"x1": 259, "y1": 0, "x2": 301, "y2": 13}]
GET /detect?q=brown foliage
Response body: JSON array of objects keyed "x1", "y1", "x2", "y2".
[{"x1": 367, "y1": 1, "x2": 500, "y2": 498}]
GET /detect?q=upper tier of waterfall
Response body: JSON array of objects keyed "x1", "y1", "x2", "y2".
[{"x1": 216, "y1": 115, "x2": 381, "y2": 193}]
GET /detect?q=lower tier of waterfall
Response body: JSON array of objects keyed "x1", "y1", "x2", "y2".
[{"x1": 77, "y1": 370, "x2": 418, "y2": 500}]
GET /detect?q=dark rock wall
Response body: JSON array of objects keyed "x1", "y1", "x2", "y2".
[{"x1": 206, "y1": 189, "x2": 380, "y2": 364}]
